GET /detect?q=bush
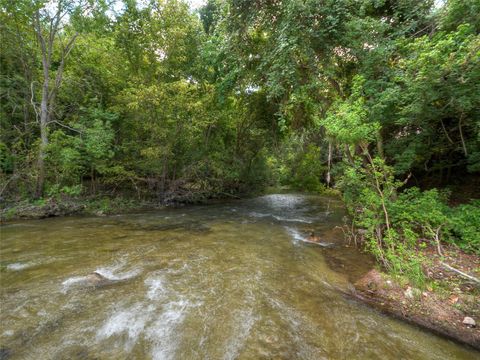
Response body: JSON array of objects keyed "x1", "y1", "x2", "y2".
[
  {"x1": 447, "y1": 200, "x2": 480, "y2": 254},
  {"x1": 287, "y1": 144, "x2": 326, "y2": 192},
  {"x1": 270, "y1": 136, "x2": 327, "y2": 192},
  {"x1": 0, "y1": 142, "x2": 14, "y2": 173},
  {"x1": 47, "y1": 184, "x2": 83, "y2": 198},
  {"x1": 339, "y1": 156, "x2": 479, "y2": 285},
  {"x1": 389, "y1": 188, "x2": 449, "y2": 247}
]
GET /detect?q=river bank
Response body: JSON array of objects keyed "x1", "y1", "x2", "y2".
[
  {"x1": 0, "y1": 197, "x2": 158, "y2": 222},
  {"x1": 352, "y1": 243, "x2": 480, "y2": 350},
  {"x1": 0, "y1": 190, "x2": 236, "y2": 222}
]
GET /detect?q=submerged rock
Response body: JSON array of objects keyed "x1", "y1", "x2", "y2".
[
  {"x1": 62, "y1": 271, "x2": 133, "y2": 292},
  {"x1": 0, "y1": 347, "x2": 11, "y2": 360},
  {"x1": 85, "y1": 272, "x2": 115, "y2": 287},
  {"x1": 306, "y1": 231, "x2": 322, "y2": 243}
]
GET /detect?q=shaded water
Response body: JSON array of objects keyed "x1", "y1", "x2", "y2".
[{"x1": 0, "y1": 194, "x2": 477, "y2": 359}]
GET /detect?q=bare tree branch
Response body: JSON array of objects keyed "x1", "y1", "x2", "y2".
[
  {"x1": 49, "y1": 120, "x2": 83, "y2": 133},
  {"x1": 441, "y1": 262, "x2": 480, "y2": 286}
]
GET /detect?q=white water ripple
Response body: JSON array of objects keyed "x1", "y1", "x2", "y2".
[
  {"x1": 95, "y1": 272, "x2": 201, "y2": 359},
  {"x1": 285, "y1": 226, "x2": 306, "y2": 242},
  {"x1": 223, "y1": 307, "x2": 257, "y2": 360},
  {"x1": 96, "y1": 303, "x2": 154, "y2": 351},
  {"x1": 147, "y1": 298, "x2": 192, "y2": 360},
  {"x1": 7, "y1": 262, "x2": 35, "y2": 271}
]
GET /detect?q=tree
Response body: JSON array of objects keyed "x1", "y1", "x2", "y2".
[{"x1": 31, "y1": 0, "x2": 89, "y2": 197}]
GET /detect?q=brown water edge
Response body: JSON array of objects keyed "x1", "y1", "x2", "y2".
[
  {"x1": 1, "y1": 194, "x2": 479, "y2": 359},
  {"x1": 351, "y1": 269, "x2": 480, "y2": 351}
]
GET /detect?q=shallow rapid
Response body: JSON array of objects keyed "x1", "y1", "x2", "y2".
[{"x1": 0, "y1": 194, "x2": 477, "y2": 359}]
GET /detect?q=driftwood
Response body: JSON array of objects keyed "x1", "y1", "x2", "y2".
[{"x1": 441, "y1": 262, "x2": 480, "y2": 286}]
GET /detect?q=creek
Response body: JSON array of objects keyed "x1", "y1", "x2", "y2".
[{"x1": 0, "y1": 194, "x2": 477, "y2": 359}]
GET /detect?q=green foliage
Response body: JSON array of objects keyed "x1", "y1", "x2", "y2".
[
  {"x1": 389, "y1": 188, "x2": 449, "y2": 241},
  {"x1": 286, "y1": 144, "x2": 326, "y2": 192},
  {"x1": 84, "y1": 196, "x2": 138, "y2": 215},
  {"x1": 0, "y1": 142, "x2": 14, "y2": 173},
  {"x1": 46, "y1": 130, "x2": 84, "y2": 186},
  {"x1": 354, "y1": 23, "x2": 480, "y2": 177},
  {"x1": 447, "y1": 201, "x2": 480, "y2": 254},
  {"x1": 340, "y1": 156, "x2": 479, "y2": 283},
  {"x1": 439, "y1": 0, "x2": 480, "y2": 32},
  {"x1": 266, "y1": 132, "x2": 327, "y2": 193},
  {"x1": 47, "y1": 184, "x2": 83, "y2": 198},
  {"x1": 44, "y1": 107, "x2": 116, "y2": 192},
  {"x1": 322, "y1": 76, "x2": 380, "y2": 146},
  {"x1": 81, "y1": 109, "x2": 116, "y2": 175}
]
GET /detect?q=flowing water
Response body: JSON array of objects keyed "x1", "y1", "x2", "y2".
[{"x1": 0, "y1": 194, "x2": 478, "y2": 359}]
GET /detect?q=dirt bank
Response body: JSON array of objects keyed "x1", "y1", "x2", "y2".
[
  {"x1": 352, "y1": 246, "x2": 480, "y2": 350},
  {"x1": 0, "y1": 192, "x2": 215, "y2": 222}
]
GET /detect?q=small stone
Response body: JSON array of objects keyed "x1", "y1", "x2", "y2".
[
  {"x1": 264, "y1": 335, "x2": 278, "y2": 344},
  {"x1": 0, "y1": 347, "x2": 11, "y2": 360},
  {"x1": 463, "y1": 317, "x2": 476, "y2": 328},
  {"x1": 404, "y1": 286, "x2": 414, "y2": 299},
  {"x1": 422, "y1": 292, "x2": 428, "y2": 298}
]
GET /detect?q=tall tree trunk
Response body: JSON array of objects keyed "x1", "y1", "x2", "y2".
[
  {"x1": 326, "y1": 140, "x2": 332, "y2": 187},
  {"x1": 35, "y1": 124, "x2": 48, "y2": 198},
  {"x1": 35, "y1": 69, "x2": 50, "y2": 198}
]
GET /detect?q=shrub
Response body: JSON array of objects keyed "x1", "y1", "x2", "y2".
[
  {"x1": 339, "y1": 156, "x2": 478, "y2": 285},
  {"x1": 447, "y1": 200, "x2": 480, "y2": 255}
]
